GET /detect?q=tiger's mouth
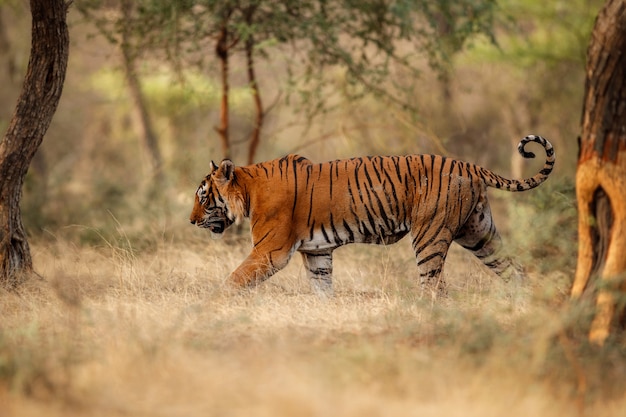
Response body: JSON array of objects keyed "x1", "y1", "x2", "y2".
[
  {"x1": 190, "y1": 206, "x2": 234, "y2": 234},
  {"x1": 207, "y1": 220, "x2": 227, "y2": 234},
  {"x1": 198, "y1": 217, "x2": 234, "y2": 234}
]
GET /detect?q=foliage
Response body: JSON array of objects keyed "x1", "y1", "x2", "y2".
[
  {"x1": 76, "y1": 0, "x2": 499, "y2": 152},
  {"x1": 83, "y1": 0, "x2": 497, "y2": 89},
  {"x1": 278, "y1": 0, "x2": 498, "y2": 116},
  {"x1": 467, "y1": 0, "x2": 601, "y2": 146},
  {"x1": 507, "y1": 176, "x2": 578, "y2": 274},
  {"x1": 473, "y1": 0, "x2": 602, "y2": 66},
  {"x1": 88, "y1": 67, "x2": 255, "y2": 116}
]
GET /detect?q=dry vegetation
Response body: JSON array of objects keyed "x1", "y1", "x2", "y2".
[{"x1": 1, "y1": 221, "x2": 625, "y2": 416}]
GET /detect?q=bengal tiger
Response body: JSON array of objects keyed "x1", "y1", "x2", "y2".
[{"x1": 190, "y1": 134, "x2": 555, "y2": 297}]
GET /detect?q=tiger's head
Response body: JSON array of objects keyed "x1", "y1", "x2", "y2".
[{"x1": 189, "y1": 159, "x2": 243, "y2": 237}]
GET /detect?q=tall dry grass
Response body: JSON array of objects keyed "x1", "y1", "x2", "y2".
[{"x1": 1, "y1": 225, "x2": 625, "y2": 417}]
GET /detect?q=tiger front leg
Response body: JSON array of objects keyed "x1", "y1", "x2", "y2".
[
  {"x1": 301, "y1": 251, "x2": 334, "y2": 298},
  {"x1": 228, "y1": 247, "x2": 293, "y2": 288}
]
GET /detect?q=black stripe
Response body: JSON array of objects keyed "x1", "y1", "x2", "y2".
[
  {"x1": 382, "y1": 166, "x2": 400, "y2": 211},
  {"x1": 462, "y1": 230, "x2": 495, "y2": 252},
  {"x1": 364, "y1": 204, "x2": 377, "y2": 235},
  {"x1": 291, "y1": 158, "x2": 299, "y2": 216},
  {"x1": 343, "y1": 219, "x2": 355, "y2": 241},
  {"x1": 393, "y1": 156, "x2": 403, "y2": 183},
  {"x1": 309, "y1": 268, "x2": 332, "y2": 276},
  {"x1": 417, "y1": 251, "x2": 445, "y2": 266},
  {"x1": 254, "y1": 230, "x2": 272, "y2": 247},
  {"x1": 353, "y1": 160, "x2": 364, "y2": 203},
  {"x1": 305, "y1": 164, "x2": 313, "y2": 190},
  {"x1": 320, "y1": 224, "x2": 331, "y2": 243},
  {"x1": 306, "y1": 184, "x2": 315, "y2": 226},
  {"x1": 485, "y1": 258, "x2": 506, "y2": 269},
  {"x1": 330, "y1": 213, "x2": 342, "y2": 245},
  {"x1": 347, "y1": 176, "x2": 356, "y2": 205},
  {"x1": 329, "y1": 162, "x2": 334, "y2": 197},
  {"x1": 372, "y1": 157, "x2": 383, "y2": 183},
  {"x1": 363, "y1": 163, "x2": 375, "y2": 189}
]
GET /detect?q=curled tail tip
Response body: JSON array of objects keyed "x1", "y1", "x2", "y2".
[
  {"x1": 518, "y1": 134, "x2": 554, "y2": 159},
  {"x1": 521, "y1": 134, "x2": 548, "y2": 145},
  {"x1": 524, "y1": 134, "x2": 543, "y2": 140},
  {"x1": 522, "y1": 134, "x2": 553, "y2": 149}
]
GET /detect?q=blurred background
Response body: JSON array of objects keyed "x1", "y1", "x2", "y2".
[{"x1": 0, "y1": 0, "x2": 596, "y2": 266}]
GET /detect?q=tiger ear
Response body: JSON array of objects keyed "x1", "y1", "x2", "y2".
[
  {"x1": 215, "y1": 159, "x2": 235, "y2": 186},
  {"x1": 210, "y1": 160, "x2": 219, "y2": 173}
]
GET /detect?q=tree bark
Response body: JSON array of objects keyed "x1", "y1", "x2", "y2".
[
  {"x1": 0, "y1": 0, "x2": 70, "y2": 287},
  {"x1": 571, "y1": 0, "x2": 626, "y2": 345}
]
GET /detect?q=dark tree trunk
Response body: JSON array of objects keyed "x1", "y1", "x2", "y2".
[
  {"x1": 571, "y1": 0, "x2": 626, "y2": 345},
  {"x1": 0, "y1": 0, "x2": 70, "y2": 287},
  {"x1": 215, "y1": 23, "x2": 231, "y2": 161}
]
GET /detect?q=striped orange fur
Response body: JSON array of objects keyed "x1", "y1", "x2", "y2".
[{"x1": 190, "y1": 135, "x2": 555, "y2": 297}]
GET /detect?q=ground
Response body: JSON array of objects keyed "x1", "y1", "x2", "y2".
[{"x1": 0, "y1": 235, "x2": 624, "y2": 417}]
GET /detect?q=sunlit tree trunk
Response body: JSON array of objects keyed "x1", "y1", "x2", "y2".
[
  {"x1": 0, "y1": 0, "x2": 70, "y2": 287},
  {"x1": 571, "y1": 0, "x2": 626, "y2": 345}
]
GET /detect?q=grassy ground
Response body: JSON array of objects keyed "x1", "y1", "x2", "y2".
[{"x1": 1, "y1": 231, "x2": 625, "y2": 417}]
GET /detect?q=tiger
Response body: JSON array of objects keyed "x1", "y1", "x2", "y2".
[{"x1": 189, "y1": 134, "x2": 555, "y2": 297}]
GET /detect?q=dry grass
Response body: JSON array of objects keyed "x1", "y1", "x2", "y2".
[{"x1": 0, "y1": 231, "x2": 624, "y2": 417}]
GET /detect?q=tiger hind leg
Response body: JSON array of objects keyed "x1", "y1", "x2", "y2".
[
  {"x1": 301, "y1": 251, "x2": 334, "y2": 298},
  {"x1": 454, "y1": 197, "x2": 524, "y2": 282}
]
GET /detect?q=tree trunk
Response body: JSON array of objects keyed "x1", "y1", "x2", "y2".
[
  {"x1": 0, "y1": 0, "x2": 70, "y2": 287},
  {"x1": 245, "y1": 34, "x2": 264, "y2": 165},
  {"x1": 120, "y1": 0, "x2": 164, "y2": 184},
  {"x1": 571, "y1": 0, "x2": 626, "y2": 345},
  {"x1": 215, "y1": 23, "x2": 231, "y2": 160}
]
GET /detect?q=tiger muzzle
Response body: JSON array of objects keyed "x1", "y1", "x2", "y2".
[
  {"x1": 192, "y1": 210, "x2": 234, "y2": 234},
  {"x1": 207, "y1": 220, "x2": 227, "y2": 234}
]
